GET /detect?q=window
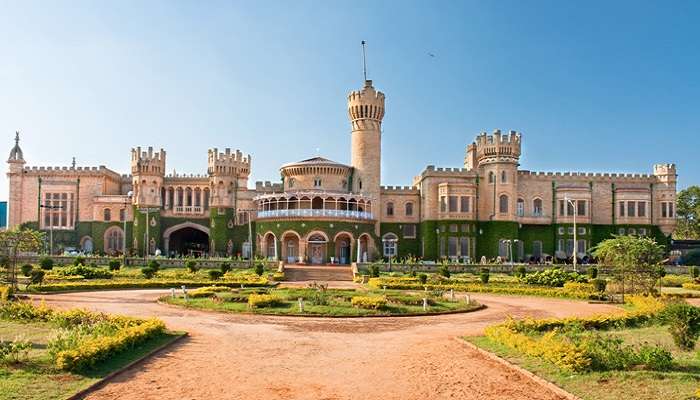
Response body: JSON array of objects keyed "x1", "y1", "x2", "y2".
[
  {"x1": 558, "y1": 227, "x2": 565, "y2": 235},
  {"x1": 559, "y1": 200, "x2": 565, "y2": 216},
  {"x1": 42, "y1": 192, "x2": 74, "y2": 229},
  {"x1": 618, "y1": 228, "x2": 626, "y2": 235},
  {"x1": 488, "y1": 171, "x2": 495, "y2": 183},
  {"x1": 358, "y1": 179, "x2": 362, "y2": 190},
  {"x1": 440, "y1": 225, "x2": 446, "y2": 233},
  {"x1": 639, "y1": 228, "x2": 647, "y2": 236},
  {"x1": 460, "y1": 237, "x2": 470, "y2": 258},
  {"x1": 669, "y1": 202, "x2": 674, "y2": 218},
  {"x1": 405, "y1": 202, "x2": 413, "y2": 216},
  {"x1": 448, "y1": 237, "x2": 458, "y2": 257},
  {"x1": 499, "y1": 195, "x2": 509, "y2": 214},
  {"x1": 557, "y1": 239, "x2": 565, "y2": 252},
  {"x1": 628, "y1": 228, "x2": 637, "y2": 235},
  {"x1": 461, "y1": 224, "x2": 469, "y2": 233},
  {"x1": 448, "y1": 196, "x2": 458, "y2": 212},
  {"x1": 460, "y1": 196, "x2": 470, "y2": 213},
  {"x1": 661, "y1": 202, "x2": 668, "y2": 218},
  {"x1": 516, "y1": 198, "x2": 524, "y2": 217},
  {"x1": 568, "y1": 227, "x2": 575, "y2": 235},
  {"x1": 386, "y1": 202, "x2": 394, "y2": 216},
  {"x1": 288, "y1": 178, "x2": 295, "y2": 188},
  {"x1": 119, "y1": 209, "x2": 126, "y2": 222},
  {"x1": 533, "y1": 198, "x2": 543, "y2": 216},
  {"x1": 577, "y1": 200, "x2": 586, "y2": 216},
  {"x1": 577, "y1": 239, "x2": 587, "y2": 254},
  {"x1": 402, "y1": 224, "x2": 416, "y2": 238},
  {"x1": 637, "y1": 202, "x2": 646, "y2": 217},
  {"x1": 382, "y1": 233, "x2": 398, "y2": 257},
  {"x1": 619, "y1": 202, "x2": 625, "y2": 217},
  {"x1": 440, "y1": 196, "x2": 447, "y2": 212},
  {"x1": 103, "y1": 208, "x2": 111, "y2": 222},
  {"x1": 439, "y1": 237, "x2": 446, "y2": 257},
  {"x1": 501, "y1": 171, "x2": 507, "y2": 183},
  {"x1": 341, "y1": 179, "x2": 347, "y2": 189},
  {"x1": 498, "y1": 240, "x2": 509, "y2": 258},
  {"x1": 578, "y1": 227, "x2": 586, "y2": 235},
  {"x1": 532, "y1": 241, "x2": 543, "y2": 258},
  {"x1": 104, "y1": 227, "x2": 124, "y2": 254},
  {"x1": 313, "y1": 178, "x2": 322, "y2": 188},
  {"x1": 627, "y1": 202, "x2": 636, "y2": 217},
  {"x1": 449, "y1": 224, "x2": 458, "y2": 233},
  {"x1": 567, "y1": 201, "x2": 575, "y2": 216},
  {"x1": 566, "y1": 239, "x2": 574, "y2": 256}
]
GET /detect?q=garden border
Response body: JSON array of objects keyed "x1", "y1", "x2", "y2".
[
  {"x1": 458, "y1": 338, "x2": 581, "y2": 400},
  {"x1": 65, "y1": 331, "x2": 188, "y2": 400}
]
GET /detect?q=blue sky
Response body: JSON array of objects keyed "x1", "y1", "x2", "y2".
[{"x1": 0, "y1": 0, "x2": 697, "y2": 201}]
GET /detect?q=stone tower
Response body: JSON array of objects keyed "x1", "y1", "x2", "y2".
[
  {"x1": 6, "y1": 132, "x2": 26, "y2": 228},
  {"x1": 207, "y1": 148, "x2": 251, "y2": 209},
  {"x1": 348, "y1": 79, "x2": 385, "y2": 212},
  {"x1": 466, "y1": 130, "x2": 522, "y2": 221},
  {"x1": 131, "y1": 147, "x2": 166, "y2": 207},
  {"x1": 653, "y1": 163, "x2": 677, "y2": 235}
]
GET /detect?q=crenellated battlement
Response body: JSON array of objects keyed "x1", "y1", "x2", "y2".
[
  {"x1": 254, "y1": 180, "x2": 283, "y2": 193},
  {"x1": 22, "y1": 165, "x2": 122, "y2": 180},
  {"x1": 465, "y1": 129, "x2": 521, "y2": 169},
  {"x1": 207, "y1": 148, "x2": 251, "y2": 176},
  {"x1": 131, "y1": 146, "x2": 166, "y2": 175},
  {"x1": 380, "y1": 185, "x2": 418, "y2": 193},
  {"x1": 517, "y1": 170, "x2": 658, "y2": 181},
  {"x1": 348, "y1": 80, "x2": 385, "y2": 131}
]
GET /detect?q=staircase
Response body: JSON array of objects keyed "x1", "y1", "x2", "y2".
[{"x1": 283, "y1": 265, "x2": 354, "y2": 282}]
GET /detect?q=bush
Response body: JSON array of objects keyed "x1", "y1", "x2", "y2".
[
  {"x1": 521, "y1": 268, "x2": 588, "y2": 287},
  {"x1": 29, "y1": 270, "x2": 45, "y2": 286},
  {"x1": 20, "y1": 264, "x2": 33, "y2": 277},
  {"x1": 691, "y1": 266, "x2": 700, "y2": 279},
  {"x1": 480, "y1": 268, "x2": 490, "y2": 284},
  {"x1": 683, "y1": 282, "x2": 700, "y2": 291},
  {"x1": 351, "y1": 296, "x2": 387, "y2": 310},
  {"x1": 39, "y1": 257, "x2": 54, "y2": 270},
  {"x1": 108, "y1": 260, "x2": 121, "y2": 271},
  {"x1": 368, "y1": 264, "x2": 380, "y2": 278},
  {"x1": 208, "y1": 270, "x2": 223, "y2": 280},
  {"x1": 57, "y1": 265, "x2": 113, "y2": 280},
  {"x1": 515, "y1": 266, "x2": 527, "y2": 278},
  {"x1": 588, "y1": 266, "x2": 598, "y2": 279},
  {"x1": 0, "y1": 286, "x2": 11, "y2": 302},
  {"x1": 189, "y1": 286, "x2": 229, "y2": 298},
  {"x1": 147, "y1": 260, "x2": 160, "y2": 272},
  {"x1": 662, "y1": 301, "x2": 700, "y2": 351},
  {"x1": 418, "y1": 273, "x2": 428, "y2": 285},
  {"x1": 438, "y1": 263, "x2": 451, "y2": 278},
  {"x1": 592, "y1": 278, "x2": 607, "y2": 293},
  {"x1": 254, "y1": 263, "x2": 264, "y2": 277},
  {"x1": 636, "y1": 345, "x2": 673, "y2": 371},
  {"x1": 73, "y1": 256, "x2": 86, "y2": 266},
  {"x1": 0, "y1": 336, "x2": 32, "y2": 364},
  {"x1": 185, "y1": 260, "x2": 198, "y2": 273},
  {"x1": 141, "y1": 267, "x2": 156, "y2": 279},
  {"x1": 248, "y1": 293, "x2": 283, "y2": 308},
  {"x1": 656, "y1": 266, "x2": 667, "y2": 278},
  {"x1": 220, "y1": 262, "x2": 231, "y2": 274},
  {"x1": 659, "y1": 275, "x2": 691, "y2": 288},
  {"x1": 0, "y1": 301, "x2": 53, "y2": 321}
]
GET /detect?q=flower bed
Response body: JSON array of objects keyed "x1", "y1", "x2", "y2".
[
  {"x1": 681, "y1": 282, "x2": 700, "y2": 291},
  {"x1": 350, "y1": 296, "x2": 387, "y2": 310},
  {"x1": 29, "y1": 278, "x2": 270, "y2": 293}
]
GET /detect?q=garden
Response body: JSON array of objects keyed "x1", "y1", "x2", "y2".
[
  {"x1": 0, "y1": 300, "x2": 182, "y2": 400},
  {"x1": 162, "y1": 283, "x2": 483, "y2": 317}
]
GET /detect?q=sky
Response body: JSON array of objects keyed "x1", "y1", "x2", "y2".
[{"x1": 0, "y1": 0, "x2": 698, "y2": 201}]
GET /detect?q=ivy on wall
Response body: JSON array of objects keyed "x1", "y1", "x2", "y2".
[
  {"x1": 475, "y1": 221, "x2": 519, "y2": 258},
  {"x1": 379, "y1": 222, "x2": 420, "y2": 259},
  {"x1": 131, "y1": 206, "x2": 161, "y2": 256},
  {"x1": 519, "y1": 224, "x2": 555, "y2": 256}
]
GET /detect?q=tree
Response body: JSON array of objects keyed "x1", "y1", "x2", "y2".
[
  {"x1": 591, "y1": 235, "x2": 664, "y2": 302},
  {"x1": 675, "y1": 186, "x2": 700, "y2": 239},
  {"x1": 0, "y1": 229, "x2": 45, "y2": 291}
]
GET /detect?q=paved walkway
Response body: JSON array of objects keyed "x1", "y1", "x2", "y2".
[{"x1": 35, "y1": 290, "x2": 620, "y2": 400}]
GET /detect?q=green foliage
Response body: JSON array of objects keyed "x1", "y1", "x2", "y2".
[
  {"x1": 186, "y1": 260, "x2": 198, "y2": 273},
  {"x1": 520, "y1": 268, "x2": 588, "y2": 287},
  {"x1": 480, "y1": 268, "x2": 490, "y2": 284},
  {"x1": 691, "y1": 266, "x2": 700, "y2": 279},
  {"x1": 418, "y1": 273, "x2": 428, "y2": 285},
  {"x1": 351, "y1": 296, "x2": 387, "y2": 310},
  {"x1": 592, "y1": 278, "x2": 607, "y2": 293},
  {"x1": 368, "y1": 264, "x2": 380, "y2": 278},
  {"x1": 0, "y1": 336, "x2": 32, "y2": 364},
  {"x1": 220, "y1": 262, "x2": 231, "y2": 274},
  {"x1": 438, "y1": 262, "x2": 451, "y2": 278},
  {"x1": 108, "y1": 259, "x2": 121, "y2": 271},
  {"x1": 578, "y1": 333, "x2": 673, "y2": 371},
  {"x1": 57, "y1": 265, "x2": 113, "y2": 280},
  {"x1": 28, "y1": 269, "x2": 45, "y2": 287},
  {"x1": 208, "y1": 270, "x2": 223, "y2": 280},
  {"x1": 147, "y1": 260, "x2": 160, "y2": 272},
  {"x1": 73, "y1": 256, "x2": 86, "y2": 266},
  {"x1": 141, "y1": 267, "x2": 155, "y2": 279},
  {"x1": 0, "y1": 228, "x2": 45, "y2": 290},
  {"x1": 0, "y1": 285, "x2": 10, "y2": 302},
  {"x1": 515, "y1": 266, "x2": 527, "y2": 278},
  {"x1": 254, "y1": 263, "x2": 264, "y2": 276},
  {"x1": 588, "y1": 266, "x2": 598, "y2": 279},
  {"x1": 662, "y1": 301, "x2": 700, "y2": 351},
  {"x1": 592, "y1": 235, "x2": 665, "y2": 296},
  {"x1": 39, "y1": 257, "x2": 54, "y2": 270},
  {"x1": 20, "y1": 264, "x2": 33, "y2": 277},
  {"x1": 674, "y1": 185, "x2": 700, "y2": 239},
  {"x1": 656, "y1": 266, "x2": 667, "y2": 278}
]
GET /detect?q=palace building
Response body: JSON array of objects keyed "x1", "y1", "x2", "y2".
[{"x1": 6, "y1": 78, "x2": 677, "y2": 264}]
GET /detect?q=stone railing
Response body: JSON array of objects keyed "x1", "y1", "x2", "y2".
[{"x1": 257, "y1": 209, "x2": 374, "y2": 220}]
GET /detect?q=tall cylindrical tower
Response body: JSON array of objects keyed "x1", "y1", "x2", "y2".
[{"x1": 348, "y1": 79, "x2": 385, "y2": 210}]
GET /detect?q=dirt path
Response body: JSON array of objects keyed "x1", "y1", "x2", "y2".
[{"x1": 35, "y1": 290, "x2": 620, "y2": 400}]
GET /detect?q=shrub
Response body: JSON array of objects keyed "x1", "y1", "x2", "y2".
[
  {"x1": 0, "y1": 256, "x2": 9, "y2": 268},
  {"x1": 29, "y1": 269, "x2": 45, "y2": 286},
  {"x1": 515, "y1": 266, "x2": 527, "y2": 278},
  {"x1": 636, "y1": 345, "x2": 673, "y2": 371},
  {"x1": 691, "y1": 266, "x2": 700, "y2": 279},
  {"x1": 141, "y1": 267, "x2": 155, "y2": 279},
  {"x1": 592, "y1": 278, "x2": 607, "y2": 293},
  {"x1": 254, "y1": 263, "x2": 264, "y2": 277},
  {"x1": 0, "y1": 286, "x2": 10, "y2": 302},
  {"x1": 186, "y1": 260, "x2": 198, "y2": 273},
  {"x1": 683, "y1": 282, "x2": 700, "y2": 291},
  {"x1": 480, "y1": 268, "x2": 490, "y2": 284},
  {"x1": 147, "y1": 260, "x2": 160, "y2": 272},
  {"x1": 73, "y1": 256, "x2": 86, "y2": 266},
  {"x1": 108, "y1": 260, "x2": 121, "y2": 271},
  {"x1": 656, "y1": 266, "x2": 667, "y2": 278},
  {"x1": 39, "y1": 257, "x2": 54, "y2": 270},
  {"x1": 20, "y1": 264, "x2": 33, "y2": 277},
  {"x1": 0, "y1": 301, "x2": 53, "y2": 321},
  {"x1": 0, "y1": 336, "x2": 32, "y2": 364},
  {"x1": 208, "y1": 270, "x2": 223, "y2": 280},
  {"x1": 662, "y1": 301, "x2": 700, "y2": 351},
  {"x1": 89, "y1": 262, "x2": 98, "y2": 269},
  {"x1": 659, "y1": 275, "x2": 691, "y2": 288},
  {"x1": 57, "y1": 265, "x2": 113, "y2": 280},
  {"x1": 351, "y1": 296, "x2": 387, "y2": 310},
  {"x1": 368, "y1": 264, "x2": 380, "y2": 278},
  {"x1": 521, "y1": 268, "x2": 588, "y2": 287},
  {"x1": 220, "y1": 262, "x2": 231, "y2": 274},
  {"x1": 588, "y1": 266, "x2": 598, "y2": 279},
  {"x1": 189, "y1": 286, "x2": 229, "y2": 298},
  {"x1": 248, "y1": 293, "x2": 283, "y2": 308},
  {"x1": 418, "y1": 273, "x2": 428, "y2": 285},
  {"x1": 438, "y1": 263, "x2": 451, "y2": 278}
]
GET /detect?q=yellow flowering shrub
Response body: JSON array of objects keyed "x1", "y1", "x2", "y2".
[
  {"x1": 34, "y1": 278, "x2": 269, "y2": 292},
  {"x1": 682, "y1": 282, "x2": 700, "y2": 291},
  {"x1": 189, "y1": 286, "x2": 231, "y2": 298},
  {"x1": 247, "y1": 293, "x2": 283, "y2": 308},
  {"x1": 351, "y1": 296, "x2": 387, "y2": 310},
  {"x1": 0, "y1": 285, "x2": 10, "y2": 302}
]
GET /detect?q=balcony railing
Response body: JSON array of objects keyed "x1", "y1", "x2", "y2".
[
  {"x1": 174, "y1": 206, "x2": 204, "y2": 215},
  {"x1": 257, "y1": 209, "x2": 374, "y2": 220}
]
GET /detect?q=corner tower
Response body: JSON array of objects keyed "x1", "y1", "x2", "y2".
[
  {"x1": 207, "y1": 148, "x2": 251, "y2": 209},
  {"x1": 348, "y1": 79, "x2": 385, "y2": 208},
  {"x1": 7, "y1": 131, "x2": 26, "y2": 228},
  {"x1": 131, "y1": 147, "x2": 166, "y2": 207}
]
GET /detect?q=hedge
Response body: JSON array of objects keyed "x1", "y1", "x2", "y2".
[
  {"x1": 682, "y1": 282, "x2": 700, "y2": 291},
  {"x1": 247, "y1": 293, "x2": 283, "y2": 308},
  {"x1": 30, "y1": 279, "x2": 270, "y2": 293},
  {"x1": 54, "y1": 319, "x2": 166, "y2": 371},
  {"x1": 351, "y1": 296, "x2": 387, "y2": 310},
  {"x1": 0, "y1": 285, "x2": 10, "y2": 302}
]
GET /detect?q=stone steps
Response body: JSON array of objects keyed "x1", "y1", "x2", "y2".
[{"x1": 283, "y1": 265, "x2": 354, "y2": 282}]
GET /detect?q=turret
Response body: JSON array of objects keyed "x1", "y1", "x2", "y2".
[
  {"x1": 130, "y1": 147, "x2": 166, "y2": 207},
  {"x1": 653, "y1": 163, "x2": 677, "y2": 186},
  {"x1": 6, "y1": 131, "x2": 26, "y2": 227},
  {"x1": 348, "y1": 79, "x2": 385, "y2": 210},
  {"x1": 207, "y1": 148, "x2": 251, "y2": 208}
]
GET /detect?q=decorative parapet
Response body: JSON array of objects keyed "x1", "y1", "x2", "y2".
[
  {"x1": 518, "y1": 170, "x2": 658, "y2": 181},
  {"x1": 131, "y1": 146, "x2": 166, "y2": 175},
  {"x1": 466, "y1": 129, "x2": 522, "y2": 167},
  {"x1": 380, "y1": 185, "x2": 419, "y2": 194},
  {"x1": 255, "y1": 181, "x2": 283, "y2": 193},
  {"x1": 207, "y1": 148, "x2": 251, "y2": 176},
  {"x1": 22, "y1": 165, "x2": 122, "y2": 180}
]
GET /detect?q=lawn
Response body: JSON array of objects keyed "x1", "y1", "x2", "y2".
[
  {"x1": 0, "y1": 320, "x2": 183, "y2": 400},
  {"x1": 466, "y1": 324, "x2": 699, "y2": 400},
  {"x1": 163, "y1": 286, "x2": 483, "y2": 316}
]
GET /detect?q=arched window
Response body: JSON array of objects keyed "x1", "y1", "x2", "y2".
[
  {"x1": 103, "y1": 208, "x2": 111, "y2": 221},
  {"x1": 288, "y1": 178, "x2": 295, "y2": 189},
  {"x1": 488, "y1": 171, "x2": 495, "y2": 183},
  {"x1": 501, "y1": 171, "x2": 507, "y2": 183},
  {"x1": 382, "y1": 233, "x2": 398, "y2": 257},
  {"x1": 516, "y1": 198, "x2": 525, "y2": 217},
  {"x1": 386, "y1": 202, "x2": 394, "y2": 216},
  {"x1": 104, "y1": 227, "x2": 124, "y2": 254},
  {"x1": 499, "y1": 195, "x2": 509, "y2": 214},
  {"x1": 405, "y1": 202, "x2": 413, "y2": 216},
  {"x1": 119, "y1": 208, "x2": 126, "y2": 222},
  {"x1": 533, "y1": 198, "x2": 543, "y2": 216}
]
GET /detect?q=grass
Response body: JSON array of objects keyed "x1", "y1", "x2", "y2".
[
  {"x1": 465, "y1": 324, "x2": 700, "y2": 400},
  {"x1": 163, "y1": 287, "x2": 483, "y2": 316},
  {"x1": 0, "y1": 320, "x2": 184, "y2": 400}
]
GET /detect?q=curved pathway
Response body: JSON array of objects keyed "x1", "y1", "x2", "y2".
[{"x1": 35, "y1": 290, "x2": 620, "y2": 400}]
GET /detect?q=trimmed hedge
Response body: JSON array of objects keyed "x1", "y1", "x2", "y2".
[
  {"x1": 31, "y1": 279, "x2": 270, "y2": 293},
  {"x1": 248, "y1": 293, "x2": 283, "y2": 308},
  {"x1": 351, "y1": 296, "x2": 387, "y2": 310},
  {"x1": 0, "y1": 285, "x2": 10, "y2": 302},
  {"x1": 682, "y1": 282, "x2": 700, "y2": 291},
  {"x1": 189, "y1": 286, "x2": 231, "y2": 298}
]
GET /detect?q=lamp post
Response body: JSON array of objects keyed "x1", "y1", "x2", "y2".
[
  {"x1": 137, "y1": 206, "x2": 159, "y2": 263},
  {"x1": 382, "y1": 236, "x2": 398, "y2": 272},
  {"x1": 565, "y1": 197, "x2": 578, "y2": 272},
  {"x1": 39, "y1": 203, "x2": 64, "y2": 255},
  {"x1": 123, "y1": 191, "x2": 133, "y2": 266}
]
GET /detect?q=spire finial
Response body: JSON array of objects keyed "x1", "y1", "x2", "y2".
[
  {"x1": 71, "y1": 157, "x2": 76, "y2": 168},
  {"x1": 361, "y1": 40, "x2": 367, "y2": 82},
  {"x1": 14, "y1": 131, "x2": 19, "y2": 145}
]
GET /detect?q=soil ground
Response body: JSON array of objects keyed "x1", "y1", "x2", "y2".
[{"x1": 33, "y1": 289, "x2": 620, "y2": 400}]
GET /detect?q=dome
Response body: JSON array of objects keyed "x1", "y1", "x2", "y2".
[
  {"x1": 7, "y1": 131, "x2": 24, "y2": 162},
  {"x1": 280, "y1": 156, "x2": 350, "y2": 169}
]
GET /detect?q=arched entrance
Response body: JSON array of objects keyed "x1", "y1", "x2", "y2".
[
  {"x1": 103, "y1": 227, "x2": 124, "y2": 255},
  {"x1": 263, "y1": 232, "x2": 278, "y2": 260},
  {"x1": 163, "y1": 222, "x2": 210, "y2": 257},
  {"x1": 358, "y1": 233, "x2": 371, "y2": 263},
  {"x1": 334, "y1": 232, "x2": 353, "y2": 265},
  {"x1": 80, "y1": 236, "x2": 94, "y2": 254},
  {"x1": 281, "y1": 231, "x2": 300, "y2": 264},
  {"x1": 307, "y1": 232, "x2": 328, "y2": 265}
]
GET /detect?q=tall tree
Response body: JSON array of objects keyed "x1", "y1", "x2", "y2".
[
  {"x1": 675, "y1": 186, "x2": 700, "y2": 239},
  {"x1": 0, "y1": 229, "x2": 45, "y2": 291}
]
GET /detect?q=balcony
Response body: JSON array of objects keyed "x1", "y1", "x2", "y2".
[
  {"x1": 257, "y1": 209, "x2": 374, "y2": 220},
  {"x1": 173, "y1": 206, "x2": 204, "y2": 215}
]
